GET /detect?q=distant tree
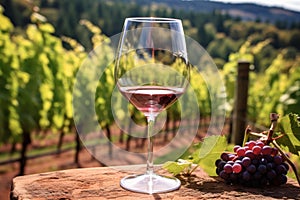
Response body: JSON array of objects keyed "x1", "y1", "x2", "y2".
[
  {"x1": 289, "y1": 30, "x2": 300, "y2": 50},
  {"x1": 40, "y1": 0, "x2": 48, "y2": 7},
  {"x1": 255, "y1": 17, "x2": 261, "y2": 23},
  {"x1": 254, "y1": 44, "x2": 277, "y2": 72},
  {"x1": 207, "y1": 34, "x2": 240, "y2": 61},
  {"x1": 290, "y1": 21, "x2": 300, "y2": 29},
  {"x1": 275, "y1": 20, "x2": 288, "y2": 29},
  {"x1": 263, "y1": 26, "x2": 280, "y2": 48},
  {"x1": 1, "y1": 0, "x2": 22, "y2": 26},
  {"x1": 212, "y1": 10, "x2": 225, "y2": 32},
  {"x1": 283, "y1": 47, "x2": 298, "y2": 60}
]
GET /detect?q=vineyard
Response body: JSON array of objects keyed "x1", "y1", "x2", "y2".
[{"x1": 1, "y1": 2, "x2": 300, "y2": 199}]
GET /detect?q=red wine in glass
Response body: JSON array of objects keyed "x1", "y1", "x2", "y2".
[{"x1": 120, "y1": 86, "x2": 184, "y2": 117}]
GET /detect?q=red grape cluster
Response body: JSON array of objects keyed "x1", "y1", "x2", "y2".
[{"x1": 215, "y1": 140, "x2": 289, "y2": 187}]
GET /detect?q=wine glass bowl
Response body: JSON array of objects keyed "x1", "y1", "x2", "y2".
[{"x1": 115, "y1": 17, "x2": 189, "y2": 194}]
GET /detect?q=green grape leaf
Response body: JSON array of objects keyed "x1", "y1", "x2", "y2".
[
  {"x1": 163, "y1": 135, "x2": 228, "y2": 176},
  {"x1": 190, "y1": 135, "x2": 227, "y2": 176},
  {"x1": 162, "y1": 160, "x2": 192, "y2": 176},
  {"x1": 277, "y1": 113, "x2": 300, "y2": 156}
]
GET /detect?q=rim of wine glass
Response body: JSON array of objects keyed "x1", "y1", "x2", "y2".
[{"x1": 125, "y1": 17, "x2": 181, "y2": 23}]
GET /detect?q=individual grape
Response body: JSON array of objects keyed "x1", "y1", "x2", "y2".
[
  {"x1": 260, "y1": 157, "x2": 268, "y2": 165},
  {"x1": 247, "y1": 141, "x2": 256, "y2": 149},
  {"x1": 221, "y1": 152, "x2": 229, "y2": 161},
  {"x1": 261, "y1": 145, "x2": 272, "y2": 155},
  {"x1": 215, "y1": 159, "x2": 222, "y2": 167},
  {"x1": 229, "y1": 173, "x2": 238, "y2": 182},
  {"x1": 273, "y1": 155, "x2": 282, "y2": 165},
  {"x1": 254, "y1": 171, "x2": 262, "y2": 180},
  {"x1": 236, "y1": 147, "x2": 246, "y2": 157},
  {"x1": 223, "y1": 164, "x2": 233, "y2": 173},
  {"x1": 252, "y1": 145, "x2": 261, "y2": 155},
  {"x1": 242, "y1": 157, "x2": 251, "y2": 167},
  {"x1": 247, "y1": 164, "x2": 256, "y2": 174},
  {"x1": 218, "y1": 160, "x2": 226, "y2": 167},
  {"x1": 266, "y1": 163, "x2": 273, "y2": 171},
  {"x1": 271, "y1": 148, "x2": 279, "y2": 156},
  {"x1": 264, "y1": 154, "x2": 273, "y2": 162},
  {"x1": 242, "y1": 171, "x2": 251, "y2": 181},
  {"x1": 275, "y1": 164, "x2": 287, "y2": 175},
  {"x1": 245, "y1": 150, "x2": 255, "y2": 159},
  {"x1": 229, "y1": 154, "x2": 236, "y2": 161},
  {"x1": 233, "y1": 145, "x2": 241, "y2": 152},
  {"x1": 252, "y1": 159, "x2": 259, "y2": 166},
  {"x1": 220, "y1": 170, "x2": 229, "y2": 179},
  {"x1": 232, "y1": 163, "x2": 242, "y2": 173},
  {"x1": 267, "y1": 170, "x2": 277, "y2": 180},
  {"x1": 279, "y1": 174, "x2": 287, "y2": 185},
  {"x1": 244, "y1": 146, "x2": 250, "y2": 151},
  {"x1": 216, "y1": 167, "x2": 221, "y2": 175},
  {"x1": 256, "y1": 141, "x2": 264, "y2": 148},
  {"x1": 282, "y1": 162, "x2": 289, "y2": 171},
  {"x1": 235, "y1": 160, "x2": 243, "y2": 165},
  {"x1": 227, "y1": 160, "x2": 235, "y2": 165},
  {"x1": 257, "y1": 164, "x2": 267, "y2": 174},
  {"x1": 217, "y1": 161, "x2": 226, "y2": 173},
  {"x1": 272, "y1": 174, "x2": 287, "y2": 186}
]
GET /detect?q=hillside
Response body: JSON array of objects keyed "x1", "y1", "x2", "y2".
[
  {"x1": 132, "y1": 0, "x2": 300, "y2": 24},
  {"x1": 2, "y1": 0, "x2": 300, "y2": 27}
]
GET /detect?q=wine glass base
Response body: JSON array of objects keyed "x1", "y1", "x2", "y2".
[{"x1": 120, "y1": 173, "x2": 181, "y2": 194}]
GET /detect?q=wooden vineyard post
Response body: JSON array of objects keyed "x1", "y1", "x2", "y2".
[{"x1": 231, "y1": 61, "x2": 250, "y2": 145}]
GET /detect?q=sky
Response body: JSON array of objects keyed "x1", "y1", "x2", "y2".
[{"x1": 210, "y1": 0, "x2": 300, "y2": 12}]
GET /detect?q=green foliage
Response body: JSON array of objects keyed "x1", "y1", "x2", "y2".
[
  {"x1": 249, "y1": 50, "x2": 300, "y2": 125},
  {"x1": 219, "y1": 33, "x2": 300, "y2": 125},
  {"x1": 190, "y1": 135, "x2": 228, "y2": 175},
  {"x1": 0, "y1": 9, "x2": 22, "y2": 143},
  {"x1": 163, "y1": 136, "x2": 227, "y2": 176},
  {"x1": 0, "y1": 8, "x2": 89, "y2": 146},
  {"x1": 0, "y1": 5, "x2": 13, "y2": 31},
  {"x1": 162, "y1": 160, "x2": 193, "y2": 176},
  {"x1": 277, "y1": 113, "x2": 300, "y2": 155}
]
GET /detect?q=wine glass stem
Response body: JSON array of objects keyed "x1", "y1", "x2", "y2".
[{"x1": 146, "y1": 115, "x2": 155, "y2": 175}]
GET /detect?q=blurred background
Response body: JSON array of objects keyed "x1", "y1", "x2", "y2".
[{"x1": 0, "y1": 0, "x2": 300, "y2": 199}]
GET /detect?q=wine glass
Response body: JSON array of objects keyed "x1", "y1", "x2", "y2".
[{"x1": 115, "y1": 17, "x2": 190, "y2": 194}]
